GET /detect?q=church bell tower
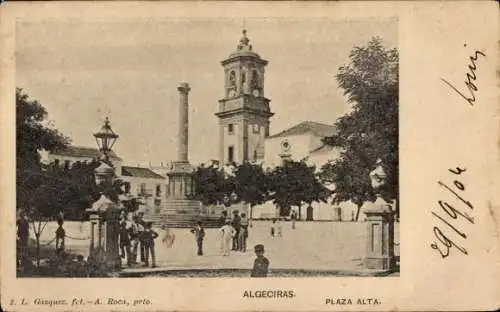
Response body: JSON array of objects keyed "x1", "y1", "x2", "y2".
[{"x1": 215, "y1": 30, "x2": 274, "y2": 165}]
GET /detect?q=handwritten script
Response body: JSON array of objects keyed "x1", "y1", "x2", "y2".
[
  {"x1": 431, "y1": 167, "x2": 474, "y2": 258},
  {"x1": 441, "y1": 46, "x2": 486, "y2": 106},
  {"x1": 431, "y1": 47, "x2": 485, "y2": 258}
]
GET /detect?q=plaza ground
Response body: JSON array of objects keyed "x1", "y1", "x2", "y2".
[{"x1": 29, "y1": 220, "x2": 399, "y2": 275}]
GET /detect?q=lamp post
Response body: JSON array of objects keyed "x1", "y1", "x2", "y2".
[{"x1": 86, "y1": 117, "x2": 122, "y2": 270}]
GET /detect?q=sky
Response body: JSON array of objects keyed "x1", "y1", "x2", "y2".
[{"x1": 16, "y1": 17, "x2": 397, "y2": 167}]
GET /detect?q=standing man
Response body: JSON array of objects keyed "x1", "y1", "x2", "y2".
[
  {"x1": 238, "y1": 213, "x2": 249, "y2": 252},
  {"x1": 16, "y1": 211, "x2": 30, "y2": 267},
  {"x1": 136, "y1": 212, "x2": 146, "y2": 264},
  {"x1": 219, "y1": 210, "x2": 228, "y2": 227},
  {"x1": 220, "y1": 220, "x2": 236, "y2": 256},
  {"x1": 231, "y1": 210, "x2": 241, "y2": 251},
  {"x1": 128, "y1": 213, "x2": 139, "y2": 265},
  {"x1": 142, "y1": 221, "x2": 159, "y2": 268},
  {"x1": 119, "y1": 219, "x2": 131, "y2": 265},
  {"x1": 190, "y1": 221, "x2": 205, "y2": 256},
  {"x1": 291, "y1": 211, "x2": 297, "y2": 230}
]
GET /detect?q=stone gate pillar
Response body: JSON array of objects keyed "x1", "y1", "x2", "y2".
[
  {"x1": 103, "y1": 205, "x2": 121, "y2": 269},
  {"x1": 87, "y1": 193, "x2": 122, "y2": 270},
  {"x1": 362, "y1": 196, "x2": 395, "y2": 270},
  {"x1": 362, "y1": 159, "x2": 396, "y2": 271}
]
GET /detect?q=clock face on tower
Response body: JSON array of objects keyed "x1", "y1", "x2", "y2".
[
  {"x1": 228, "y1": 89, "x2": 236, "y2": 98},
  {"x1": 252, "y1": 89, "x2": 260, "y2": 97}
]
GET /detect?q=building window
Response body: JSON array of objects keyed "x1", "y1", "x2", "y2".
[
  {"x1": 140, "y1": 183, "x2": 147, "y2": 195},
  {"x1": 156, "y1": 184, "x2": 162, "y2": 197},
  {"x1": 64, "y1": 160, "x2": 70, "y2": 170},
  {"x1": 251, "y1": 70, "x2": 259, "y2": 87},
  {"x1": 228, "y1": 123, "x2": 234, "y2": 134},
  {"x1": 229, "y1": 71, "x2": 236, "y2": 88},
  {"x1": 241, "y1": 71, "x2": 246, "y2": 92},
  {"x1": 227, "y1": 70, "x2": 236, "y2": 97},
  {"x1": 228, "y1": 146, "x2": 234, "y2": 163},
  {"x1": 253, "y1": 150, "x2": 258, "y2": 162}
]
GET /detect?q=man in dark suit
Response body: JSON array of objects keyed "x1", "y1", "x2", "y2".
[
  {"x1": 190, "y1": 221, "x2": 205, "y2": 256},
  {"x1": 231, "y1": 210, "x2": 241, "y2": 251}
]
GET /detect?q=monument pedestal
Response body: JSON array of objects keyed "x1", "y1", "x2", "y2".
[{"x1": 156, "y1": 160, "x2": 201, "y2": 228}]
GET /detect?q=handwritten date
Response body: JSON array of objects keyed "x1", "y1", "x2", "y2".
[{"x1": 431, "y1": 166, "x2": 474, "y2": 258}]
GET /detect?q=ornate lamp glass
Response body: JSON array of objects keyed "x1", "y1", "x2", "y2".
[{"x1": 93, "y1": 117, "x2": 119, "y2": 160}]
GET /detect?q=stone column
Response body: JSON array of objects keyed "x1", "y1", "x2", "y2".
[{"x1": 177, "y1": 83, "x2": 190, "y2": 162}]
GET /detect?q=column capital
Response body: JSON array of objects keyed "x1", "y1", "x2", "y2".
[{"x1": 178, "y1": 83, "x2": 191, "y2": 94}]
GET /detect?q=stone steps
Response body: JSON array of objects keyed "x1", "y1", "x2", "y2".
[{"x1": 145, "y1": 200, "x2": 222, "y2": 228}]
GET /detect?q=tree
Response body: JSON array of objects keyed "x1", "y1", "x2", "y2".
[
  {"x1": 268, "y1": 160, "x2": 330, "y2": 218},
  {"x1": 192, "y1": 164, "x2": 229, "y2": 206},
  {"x1": 16, "y1": 88, "x2": 70, "y2": 266},
  {"x1": 232, "y1": 162, "x2": 270, "y2": 220},
  {"x1": 16, "y1": 88, "x2": 70, "y2": 171},
  {"x1": 16, "y1": 88, "x2": 70, "y2": 209},
  {"x1": 321, "y1": 37, "x2": 399, "y2": 220}
]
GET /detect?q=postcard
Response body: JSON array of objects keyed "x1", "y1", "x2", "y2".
[{"x1": 0, "y1": 1, "x2": 499, "y2": 311}]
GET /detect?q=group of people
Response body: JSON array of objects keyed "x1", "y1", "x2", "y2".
[
  {"x1": 190, "y1": 210, "x2": 268, "y2": 277},
  {"x1": 189, "y1": 210, "x2": 250, "y2": 257},
  {"x1": 119, "y1": 211, "x2": 159, "y2": 268},
  {"x1": 15, "y1": 208, "x2": 272, "y2": 277},
  {"x1": 218, "y1": 210, "x2": 249, "y2": 256}
]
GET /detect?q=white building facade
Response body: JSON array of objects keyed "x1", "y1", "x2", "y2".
[{"x1": 42, "y1": 146, "x2": 169, "y2": 214}]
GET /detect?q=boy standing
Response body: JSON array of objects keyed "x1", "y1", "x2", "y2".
[
  {"x1": 142, "y1": 221, "x2": 159, "y2": 268},
  {"x1": 251, "y1": 244, "x2": 269, "y2": 277},
  {"x1": 190, "y1": 221, "x2": 205, "y2": 256}
]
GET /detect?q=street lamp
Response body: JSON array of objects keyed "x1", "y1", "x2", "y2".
[
  {"x1": 86, "y1": 117, "x2": 122, "y2": 270},
  {"x1": 93, "y1": 117, "x2": 119, "y2": 162}
]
